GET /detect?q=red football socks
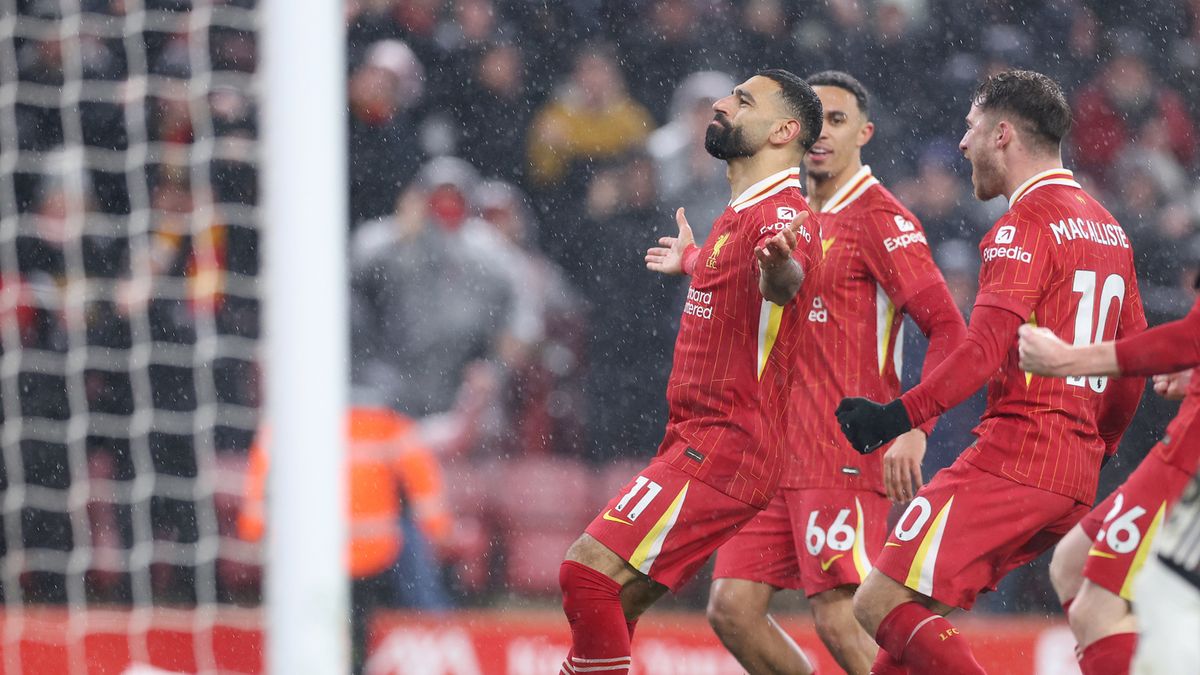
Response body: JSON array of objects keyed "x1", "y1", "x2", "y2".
[
  {"x1": 1079, "y1": 633, "x2": 1137, "y2": 675},
  {"x1": 559, "y1": 561, "x2": 632, "y2": 674},
  {"x1": 869, "y1": 648, "x2": 908, "y2": 674},
  {"x1": 875, "y1": 602, "x2": 985, "y2": 675}
]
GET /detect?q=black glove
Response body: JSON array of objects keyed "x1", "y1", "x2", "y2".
[{"x1": 835, "y1": 397, "x2": 913, "y2": 454}]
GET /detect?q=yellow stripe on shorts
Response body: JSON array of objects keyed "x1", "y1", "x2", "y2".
[{"x1": 629, "y1": 481, "x2": 690, "y2": 574}]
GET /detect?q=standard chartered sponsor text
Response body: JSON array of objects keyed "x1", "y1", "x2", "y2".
[{"x1": 685, "y1": 287, "x2": 714, "y2": 320}]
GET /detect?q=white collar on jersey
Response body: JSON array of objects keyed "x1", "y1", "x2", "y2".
[
  {"x1": 1007, "y1": 168, "x2": 1082, "y2": 208},
  {"x1": 730, "y1": 167, "x2": 802, "y2": 213},
  {"x1": 819, "y1": 164, "x2": 880, "y2": 214}
]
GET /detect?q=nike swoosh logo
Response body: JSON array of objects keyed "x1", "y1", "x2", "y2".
[
  {"x1": 602, "y1": 510, "x2": 634, "y2": 526},
  {"x1": 885, "y1": 542, "x2": 902, "y2": 548},
  {"x1": 1087, "y1": 549, "x2": 1118, "y2": 559},
  {"x1": 820, "y1": 554, "x2": 844, "y2": 571}
]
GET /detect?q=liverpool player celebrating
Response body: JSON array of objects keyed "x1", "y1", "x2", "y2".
[
  {"x1": 706, "y1": 71, "x2": 965, "y2": 675},
  {"x1": 1018, "y1": 292, "x2": 1200, "y2": 674},
  {"x1": 556, "y1": 69, "x2": 825, "y2": 675},
  {"x1": 836, "y1": 70, "x2": 1147, "y2": 674}
]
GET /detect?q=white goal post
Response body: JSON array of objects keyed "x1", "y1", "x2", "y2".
[{"x1": 260, "y1": 0, "x2": 349, "y2": 673}]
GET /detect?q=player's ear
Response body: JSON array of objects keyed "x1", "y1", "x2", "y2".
[
  {"x1": 773, "y1": 118, "x2": 802, "y2": 146},
  {"x1": 857, "y1": 121, "x2": 875, "y2": 147},
  {"x1": 995, "y1": 119, "x2": 1014, "y2": 150}
]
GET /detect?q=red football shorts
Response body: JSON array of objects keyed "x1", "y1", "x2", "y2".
[
  {"x1": 713, "y1": 488, "x2": 889, "y2": 596},
  {"x1": 586, "y1": 459, "x2": 761, "y2": 592},
  {"x1": 873, "y1": 458, "x2": 1089, "y2": 610},
  {"x1": 1078, "y1": 452, "x2": 1192, "y2": 600}
]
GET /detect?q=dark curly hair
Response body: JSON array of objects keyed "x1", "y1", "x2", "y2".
[
  {"x1": 806, "y1": 70, "x2": 871, "y2": 120},
  {"x1": 973, "y1": 70, "x2": 1072, "y2": 152},
  {"x1": 757, "y1": 68, "x2": 824, "y2": 152}
]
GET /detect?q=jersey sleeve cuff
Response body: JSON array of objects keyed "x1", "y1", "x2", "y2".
[{"x1": 682, "y1": 244, "x2": 700, "y2": 276}]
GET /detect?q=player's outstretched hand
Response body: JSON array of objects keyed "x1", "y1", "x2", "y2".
[
  {"x1": 1154, "y1": 369, "x2": 1193, "y2": 401},
  {"x1": 645, "y1": 207, "x2": 696, "y2": 275},
  {"x1": 835, "y1": 397, "x2": 913, "y2": 455},
  {"x1": 755, "y1": 210, "x2": 810, "y2": 270},
  {"x1": 883, "y1": 429, "x2": 925, "y2": 502},
  {"x1": 1017, "y1": 324, "x2": 1072, "y2": 376}
]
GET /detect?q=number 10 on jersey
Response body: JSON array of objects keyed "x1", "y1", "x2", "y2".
[{"x1": 1068, "y1": 269, "x2": 1126, "y2": 393}]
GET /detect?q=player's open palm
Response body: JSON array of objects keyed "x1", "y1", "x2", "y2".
[
  {"x1": 1017, "y1": 324, "x2": 1070, "y2": 376},
  {"x1": 646, "y1": 207, "x2": 696, "y2": 275},
  {"x1": 756, "y1": 210, "x2": 809, "y2": 270}
]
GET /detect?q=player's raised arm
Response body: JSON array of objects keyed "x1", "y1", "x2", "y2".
[
  {"x1": 1021, "y1": 293, "x2": 1200, "y2": 378},
  {"x1": 756, "y1": 209, "x2": 810, "y2": 304},
  {"x1": 645, "y1": 207, "x2": 697, "y2": 276}
]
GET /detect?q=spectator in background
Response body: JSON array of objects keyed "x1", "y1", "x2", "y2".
[
  {"x1": 113, "y1": 161, "x2": 227, "y2": 346},
  {"x1": 567, "y1": 153, "x2": 680, "y2": 460},
  {"x1": 1072, "y1": 29, "x2": 1197, "y2": 186},
  {"x1": 891, "y1": 142, "x2": 983, "y2": 246},
  {"x1": 350, "y1": 156, "x2": 514, "y2": 418},
  {"x1": 475, "y1": 180, "x2": 588, "y2": 456},
  {"x1": 454, "y1": 40, "x2": 533, "y2": 184},
  {"x1": 732, "y1": 0, "x2": 799, "y2": 75},
  {"x1": 15, "y1": 175, "x2": 73, "y2": 354},
  {"x1": 526, "y1": 44, "x2": 654, "y2": 208},
  {"x1": 1135, "y1": 200, "x2": 1198, "y2": 320},
  {"x1": 348, "y1": 39, "x2": 426, "y2": 227},
  {"x1": 847, "y1": 0, "x2": 938, "y2": 161},
  {"x1": 238, "y1": 404, "x2": 454, "y2": 674},
  {"x1": 621, "y1": 0, "x2": 715, "y2": 121},
  {"x1": 648, "y1": 71, "x2": 736, "y2": 245}
]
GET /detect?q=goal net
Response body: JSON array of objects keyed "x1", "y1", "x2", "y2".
[{"x1": 0, "y1": 1, "x2": 263, "y2": 672}]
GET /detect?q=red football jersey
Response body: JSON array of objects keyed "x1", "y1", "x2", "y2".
[
  {"x1": 962, "y1": 169, "x2": 1147, "y2": 504},
  {"x1": 1153, "y1": 372, "x2": 1200, "y2": 472},
  {"x1": 787, "y1": 166, "x2": 949, "y2": 491},
  {"x1": 657, "y1": 167, "x2": 823, "y2": 508}
]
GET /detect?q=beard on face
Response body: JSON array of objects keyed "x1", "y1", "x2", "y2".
[
  {"x1": 970, "y1": 149, "x2": 1004, "y2": 201},
  {"x1": 704, "y1": 115, "x2": 756, "y2": 160}
]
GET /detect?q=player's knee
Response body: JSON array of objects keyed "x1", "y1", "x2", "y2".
[
  {"x1": 851, "y1": 586, "x2": 878, "y2": 635},
  {"x1": 812, "y1": 588, "x2": 858, "y2": 644},
  {"x1": 1049, "y1": 544, "x2": 1084, "y2": 602},
  {"x1": 852, "y1": 575, "x2": 892, "y2": 637},
  {"x1": 706, "y1": 588, "x2": 752, "y2": 640},
  {"x1": 1068, "y1": 584, "x2": 1130, "y2": 645}
]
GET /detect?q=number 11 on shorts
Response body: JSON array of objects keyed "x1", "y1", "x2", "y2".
[{"x1": 613, "y1": 476, "x2": 662, "y2": 522}]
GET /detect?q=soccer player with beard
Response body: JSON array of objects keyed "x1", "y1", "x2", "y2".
[
  {"x1": 706, "y1": 71, "x2": 966, "y2": 675},
  {"x1": 556, "y1": 70, "x2": 824, "y2": 675},
  {"x1": 1017, "y1": 291, "x2": 1200, "y2": 674},
  {"x1": 836, "y1": 70, "x2": 1147, "y2": 674}
]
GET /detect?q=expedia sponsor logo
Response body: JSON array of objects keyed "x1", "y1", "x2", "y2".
[
  {"x1": 684, "y1": 287, "x2": 714, "y2": 319},
  {"x1": 777, "y1": 206, "x2": 798, "y2": 221},
  {"x1": 893, "y1": 214, "x2": 916, "y2": 232},
  {"x1": 760, "y1": 220, "x2": 812, "y2": 242},
  {"x1": 884, "y1": 231, "x2": 927, "y2": 252},
  {"x1": 982, "y1": 245, "x2": 1032, "y2": 263},
  {"x1": 994, "y1": 224, "x2": 1017, "y2": 244}
]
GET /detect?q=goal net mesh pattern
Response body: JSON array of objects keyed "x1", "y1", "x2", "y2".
[{"x1": 0, "y1": 0, "x2": 261, "y2": 671}]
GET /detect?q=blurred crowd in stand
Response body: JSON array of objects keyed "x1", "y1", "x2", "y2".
[{"x1": 4, "y1": 0, "x2": 1200, "y2": 614}]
